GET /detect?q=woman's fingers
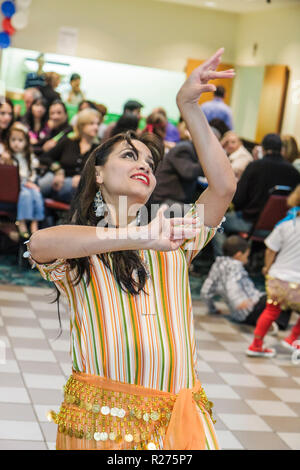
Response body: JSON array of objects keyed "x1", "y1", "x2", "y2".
[
  {"x1": 202, "y1": 47, "x2": 225, "y2": 70},
  {"x1": 169, "y1": 217, "x2": 197, "y2": 226},
  {"x1": 170, "y1": 227, "x2": 201, "y2": 240}
]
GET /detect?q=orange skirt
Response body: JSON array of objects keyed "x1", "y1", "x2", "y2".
[{"x1": 49, "y1": 370, "x2": 217, "y2": 450}]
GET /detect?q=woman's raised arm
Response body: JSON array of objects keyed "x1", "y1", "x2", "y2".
[{"x1": 176, "y1": 48, "x2": 236, "y2": 227}]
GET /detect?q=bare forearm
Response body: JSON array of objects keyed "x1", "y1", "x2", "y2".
[
  {"x1": 29, "y1": 225, "x2": 149, "y2": 264},
  {"x1": 263, "y1": 248, "x2": 277, "y2": 273}
]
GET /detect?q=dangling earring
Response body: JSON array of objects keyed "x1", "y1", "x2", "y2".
[{"x1": 94, "y1": 189, "x2": 105, "y2": 217}]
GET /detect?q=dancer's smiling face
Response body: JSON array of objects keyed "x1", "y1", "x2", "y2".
[{"x1": 95, "y1": 139, "x2": 157, "y2": 208}]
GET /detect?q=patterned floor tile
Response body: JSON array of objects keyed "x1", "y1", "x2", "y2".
[
  {"x1": 202, "y1": 384, "x2": 240, "y2": 400},
  {"x1": 271, "y1": 388, "x2": 300, "y2": 403},
  {"x1": 243, "y1": 362, "x2": 288, "y2": 377},
  {"x1": 233, "y1": 431, "x2": 290, "y2": 450},
  {"x1": 14, "y1": 348, "x2": 56, "y2": 363},
  {"x1": 276, "y1": 433, "x2": 300, "y2": 450},
  {"x1": 217, "y1": 414, "x2": 272, "y2": 432},
  {"x1": 22, "y1": 373, "x2": 66, "y2": 390},
  {"x1": 0, "y1": 420, "x2": 43, "y2": 440},
  {"x1": 0, "y1": 373, "x2": 25, "y2": 387},
  {"x1": 219, "y1": 373, "x2": 266, "y2": 388},
  {"x1": 0, "y1": 387, "x2": 30, "y2": 404},
  {"x1": 263, "y1": 416, "x2": 300, "y2": 433},
  {"x1": 0, "y1": 440, "x2": 47, "y2": 450},
  {"x1": 0, "y1": 403, "x2": 37, "y2": 421},
  {"x1": 198, "y1": 350, "x2": 239, "y2": 363},
  {"x1": 216, "y1": 430, "x2": 243, "y2": 450},
  {"x1": 245, "y1": 399, "x2": 297, "y2": 417},
  {"x1": 0, "y1": 284, "x2": 299, "y2": 450}
]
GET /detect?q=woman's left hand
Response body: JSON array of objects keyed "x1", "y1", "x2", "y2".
[
  {"x1": 25, "y1": 181, "x2": 40, "y2": 191},
  {"x1": 176, "y1": 48, "x2": 235, "y2": 107}
]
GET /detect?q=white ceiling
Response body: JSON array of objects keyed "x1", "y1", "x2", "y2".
[{"x1": 154, "y1": 0, "x2": 300, "y2": 14}]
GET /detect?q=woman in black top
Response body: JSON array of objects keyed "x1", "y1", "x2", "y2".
[
  {"x1": 39, "y1": 100, "x2": 73, "y2": 154},
  {"x1": 22, "y1": 97, "x2": 50, "y2": 156},
  {"x1": 37, "y1": 108, "x2": 100, "y2": 204},
  {"x1": 0, "y1": 98, "x2": 14, "y2": 149}
]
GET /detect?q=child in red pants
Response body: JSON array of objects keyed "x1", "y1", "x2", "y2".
[{"x1": 247, "y1": 185, "x2": 300, "y2": 358}]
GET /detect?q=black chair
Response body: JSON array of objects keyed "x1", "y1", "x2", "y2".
[
  {"x1": 0, "y1": 165, "x2": 23, "y2": 262},
  {"x1": 240, "y1": 185, "x2": 292, "y2": 272}
]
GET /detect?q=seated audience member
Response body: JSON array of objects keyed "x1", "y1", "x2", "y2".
[
  {"x1": 177, "y1": 116, "x2": 191, "y2": 141},
  {"x1": 281, "y1": 134, "x2": 300, "y2": 173},
  {"x1": 40, "y1": 100, "x2": 73, "y2": 154},
  {"x1": 147, "y1": 138, "x2": 204, "y2": 220},
  {"x1": 102, "y1": 99, "x2": 143, "y2": 141},
  {"x1": 0, "y1": 123, "x2": 44, "y2": 238},
  {"x1": 22, "y1": 97, "x2": 50, "y2": 156},
  {"x1": 71, "y1": 101, "x2": 108, "y2": 140},
  {"x1": 221, "y1": 131, "x2": 253, "y2": 180},
  {"x1": 212, "y1": 133, "x2": 300, "y2": 256},
  {"x1": 38, "y1": 72, "x2": 61, "y2": 106},
  {"x1": 152, "y1": 107, "x2": 180, "y2": 143},
  {"x1": 0, "y1": 98, "x2": 14, "y2": 151},
  {"x1": 208, "y1": 118, "x2": 230, "y2": 139},
  {"x1": 70, "y1": 100, "x2": 98, "y2": 126},
  {"x1": 24, "y1": 53, "x2": 45, "y2": 90},
  {"x1": 66, "y1": 73, "x2": 85, "y2": 106},
  {"x1": 143, "y1": 111, "x2": 168, "y2": 146},
  {"x1": 95, "y1": 103, "x2": 108, "y2": 139},
  {"x1": 247, "y1": 185, "x2": 300, "y2": 358},
  {"x1": 200, "y1": 86, "x2": 233, "y2": 130},
  {"x1": 281, "y1": 134, "x2": 299, "y2": 164},
  {"x1": 38, "y1": 108, "x2": 100, "y2": 204},
  {"x1": 14, "y1": 88, "x2": 43, "y2": 121},
  {"x1": 111, "y1": 113, "x2": 139, "y2": 136},
  {"x1": 201, "y1": 235, "x2": 291, "y2": 330},
  {"x1": 294, "y1": 158, "x2": 300, "y2": 173}
]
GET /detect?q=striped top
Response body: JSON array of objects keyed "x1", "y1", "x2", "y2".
[{"x1": 36, "y1": 205, "x2": 216, "y2": 394}]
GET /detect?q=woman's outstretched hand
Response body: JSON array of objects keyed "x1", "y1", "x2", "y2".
[
  {"x1": 144, "y1": 205, "x2": 201, "y2": 252},
  {"x1": 176, "y1": 48, "x2": 235, "y2": 107}
]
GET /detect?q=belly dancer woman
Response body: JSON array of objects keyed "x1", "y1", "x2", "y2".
[{"x1": 25, "y1": 48, "x2": 236, "y2": 450}]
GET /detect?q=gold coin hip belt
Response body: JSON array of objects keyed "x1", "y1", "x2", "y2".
[{"x1": 48, "y1": 374, "x2": 214, "y2": 450}]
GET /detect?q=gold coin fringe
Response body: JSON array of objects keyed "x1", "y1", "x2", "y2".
[
  {"x1": 266, "y1": 276, "x2": 300, "y2": 311},
  {"x1": 48, "y1": 376, "x2": 215, "y2": 450}
]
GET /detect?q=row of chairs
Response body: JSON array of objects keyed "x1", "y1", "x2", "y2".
[
  {"x1": 0, "y1": 165, "x2": 70, "y2": 264},
  {"x1": 0, "y1": 164, "x2": 292, "y2": 266},
  {"x1": 239, "y1": 185, "x2": 291, "y2": 242}
]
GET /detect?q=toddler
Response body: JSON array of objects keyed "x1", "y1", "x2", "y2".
[
  {"x1": 201, "y1": 235, "x2": 290, "y2": 330},
  {"x1": 4, "y1": 122, "x2": 44, "y2": 238}
]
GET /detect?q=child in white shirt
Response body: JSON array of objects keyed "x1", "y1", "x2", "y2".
[{"x1": 247, "y1": 185, "x2": 300, "y2": 357}]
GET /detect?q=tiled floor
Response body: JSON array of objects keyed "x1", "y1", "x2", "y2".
[{"x1": 0, "y1": 284, "x2": 299, "y2": 450}]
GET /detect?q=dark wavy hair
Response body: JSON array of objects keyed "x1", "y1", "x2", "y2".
[
  {"x1": 66, "y1": 130, "x2": 164, "y2": 295},
  {"x1": 23, "y1": 97, "x2": 49, "y2": 134},
  {"x1": 0, "y1": 97, "x2": 14, "y2": 144}
]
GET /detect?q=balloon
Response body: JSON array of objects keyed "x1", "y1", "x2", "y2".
[
  {"x1": 16, "y1": 0, "x2": 32, "y2": 9},
  {"x1": 2, "y1": 17, "x2": 16, "y2": 35},
  {"x1": 1, "y1": 1, "x2": 16, "y2": 18},
  {"x1": 11, "y1": 10, "x2": 28, "y2": 30},
  {"x1": 0, "y1": 31, "x2": 11, "y2": 48}
]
